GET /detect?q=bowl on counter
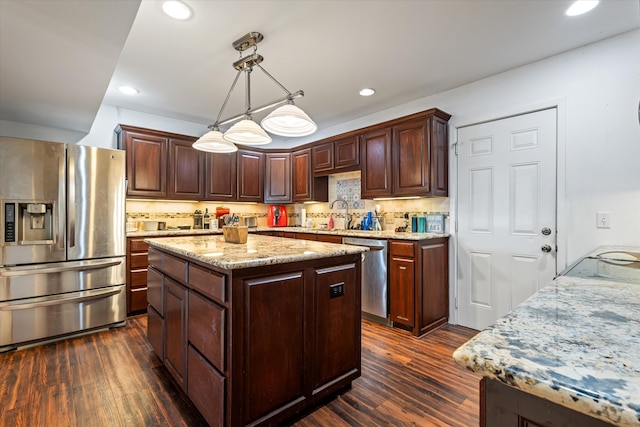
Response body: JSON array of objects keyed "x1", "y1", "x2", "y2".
[{"x1": 142, "y1": 220, "x2": 159, "y2": 231}]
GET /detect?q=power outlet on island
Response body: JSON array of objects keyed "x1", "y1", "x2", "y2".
[
  {"x1": 596, "y1": 212, "x2": 611, "y2": 229},
  {"x1": 329, "y1": 282, "x2": 344, "y2": 299}
]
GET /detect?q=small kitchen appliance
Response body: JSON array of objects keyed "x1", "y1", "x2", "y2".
[{"x1": 267, "y1": 205, "x2": 288, "y2": 227}]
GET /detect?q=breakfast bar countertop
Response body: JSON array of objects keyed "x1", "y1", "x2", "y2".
[
  {"x1": 453, "y1": 247, "x2": 640, "y2": 426},
  {"x1": 144, "y1": 234, "x2": 368, "y2": 270}
]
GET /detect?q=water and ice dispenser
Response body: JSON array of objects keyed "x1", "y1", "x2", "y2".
[{"x1": 3, "y1": 202, "x2": 54, "y2": 244}]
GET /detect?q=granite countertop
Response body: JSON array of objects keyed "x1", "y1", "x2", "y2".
[
  {"x1": 130, "y1": 226, "x2": 448, "y2": 241},
  {"x1": 145, "y1": 234, "x2": 368, "y2": 270},
  {"x1": 453, "y1": 263, "x2": 640, "y2": 425}
]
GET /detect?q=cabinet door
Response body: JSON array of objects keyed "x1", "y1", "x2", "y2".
[
  {"x1": 147, "y1": 304, "x2": 164, "y2": 361},
  {"x1": 241, "y1": 271, "x2": 305, "y2": 425},
  {"x1": 120, "y1": 127, "x2": 167, "y2": 198},
  {"x1": 393, "y1": 118, "x2": 430, "y2": 196},
  {"x1": 205, "y1": 151, "x2": 237, "y2": 200},
  {"x1": 168, "y1": 137, "x2": 205, "y2": 199},
  {"x1": 164, "y1": 277, "x2": 188, "y2": 391},
  {"x1": 237, "y1": 149, "x2": 264, "y2": 202},
  {"x1": 430, "y1": 116, "x2": 449, "y2": 196},
  {"x1": 334, "y1": 135, "x2": 360, "y2": 171},
  {"x1": 418, "y1": 239, "x2": 449, "y2": 334},
  {"x1": 264, "y1": 152, "x2": 292, "y2": 204},
  {"x1": 361, "y1": 127, "x2": 392, "y2": 198},
  {"x1": 312, "y1": 141, "x2": 333, "y2": 174},
  {"x1": 187, "y1": 345, "x2": 224, "y2": 427},
  {"x1": 389, "y1": 256, "x2": 415, "y2": 327},
  {"x1": 292, "y1": 148, "x2": 312, "y2": 201},
  {"x1": 313, "y1": 263, "x2": 360, "y2": 390}
]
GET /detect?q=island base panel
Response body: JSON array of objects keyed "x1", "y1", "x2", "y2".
[{"x1": 481, "y1": 378, "x2": 615, "y2": 427}]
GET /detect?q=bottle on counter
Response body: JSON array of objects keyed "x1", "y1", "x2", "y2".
[
  {"x1": 204, "y1": 208, "x2": 210, "y2": 229},
  {"x1": 328, "y1": 215, "x2": 334, "y2": 230}
]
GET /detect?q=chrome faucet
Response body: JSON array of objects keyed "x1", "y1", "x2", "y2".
[{"x1": 330, "y1": 199, "x2": 351, "y2": 229}]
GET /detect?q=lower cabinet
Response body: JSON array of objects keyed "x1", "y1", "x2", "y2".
[
  {"x1": 164, "y1": 277, "x2": 188, "y2": 392},
  {"x1": 146, "y1": 246, "x2": 362, "y2": 426},
  {"x1": 126, "y1": 237, "x2": 150, "y2": 315},
  {"x1": 389, "y1": 238, "x2": 449, "y2": 336}
]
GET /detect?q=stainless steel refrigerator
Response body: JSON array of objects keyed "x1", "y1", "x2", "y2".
[{"x1": 0, "y1": 137, "x2": 126, "y2": 351}]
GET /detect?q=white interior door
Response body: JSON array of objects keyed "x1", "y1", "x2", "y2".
[{"x1": 457, "y1": 108, "x2": 557, "y2": 330}]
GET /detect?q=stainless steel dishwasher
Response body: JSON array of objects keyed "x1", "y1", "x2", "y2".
[{"x1": 342, "y1": 237, "x2": 389, "y2": 324}]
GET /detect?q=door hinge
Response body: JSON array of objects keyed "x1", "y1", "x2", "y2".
[
  {"x1": 455, "y1": 220, "x2": 458, "y2": 232},
  {"x1": 455, "y1": 296, "x2": 458, "y2": 309},
  {"x1": 453, "y1": 142, "x2": 458, "y2": 156}
]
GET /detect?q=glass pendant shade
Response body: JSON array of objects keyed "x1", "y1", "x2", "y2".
[
  {"x1": 223, "y1": 119, "x2": 272, "y2": 145},
  {"x1": 192, "y1": 130, "x2": 238, "y2": 153},
  {"x1": 261, "y1": 104, "x2": 318, "y2": 137}
]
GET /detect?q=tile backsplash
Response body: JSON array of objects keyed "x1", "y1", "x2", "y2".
[{"x1": 126, "y1": 171, "x2": 449, "y2": 232}]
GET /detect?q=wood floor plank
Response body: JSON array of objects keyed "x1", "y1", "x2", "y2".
[{"x1": 0, "y1": 316, "x2": 480, "y2": 426}]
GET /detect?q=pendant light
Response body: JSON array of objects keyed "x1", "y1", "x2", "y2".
[{"x1": 193, "y1": 32, "x2": 316, "y2": 153}]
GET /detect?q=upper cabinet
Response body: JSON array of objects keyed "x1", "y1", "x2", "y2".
[
  {"x1": 264, "y1": 152, "x2": 291, "y2": 204},
  {"x1": 168, "y1": 137, "x2": 205, "y2": 200},
  {"x1": 117, "y1": 125, "x2": 168, "y2": 198},
  {"x1": 117, "y1": 125, "x2": 201, "y2": 200},
  {"x1": 205, "y1": 152, "x2": 237, "y2": 201},
  {"x1": 312, "y1": 135, "x2": 360, "y2": 176},
  {"x1": 237, "y1": 149, "x2": 264, "y2": 203},
  {"x1": 361, "y1": 109, "x2": 451, "y2": 199},
  {"x1": 292, "y1": 148, "x2": 328, "y2": 203}
]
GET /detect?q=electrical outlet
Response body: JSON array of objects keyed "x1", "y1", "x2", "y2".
[
  {"x1": 596, "y1": 212, "x2": 611, "y2": 229},
  {"x1": 329, "y1": 282, "x2": 344, "y2": 298}
]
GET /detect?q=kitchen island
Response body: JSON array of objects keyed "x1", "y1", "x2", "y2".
[
  {"x1": 144, "y1": 234, "x2": 367, "y2": 427},
  {"x1": 453, "y1": 248, "x2": 640, "y2": 427}
]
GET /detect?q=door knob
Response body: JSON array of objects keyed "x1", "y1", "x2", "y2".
[{"x1": 541, "y1": 244, "x2": 552, "y2": 253}]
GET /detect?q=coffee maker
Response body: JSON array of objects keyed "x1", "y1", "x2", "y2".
[{"x1": 267, "y1": 205, "x2": 288, "y2": 227}]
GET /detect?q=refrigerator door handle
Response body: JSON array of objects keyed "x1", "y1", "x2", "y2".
[
  {"x1": 0, "y1": 286, "x2": 123, "y2": 311},
  {"x1": 0, "y1": 258, "x2": 122, "y2": 277},
  {"x1": 68, "y1": 154, "x2": 75, "y2": 248}
]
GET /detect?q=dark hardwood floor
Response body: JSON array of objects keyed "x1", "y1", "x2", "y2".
[{"x1": 0, "y1": 316, "x2": 480, "y2": 427}]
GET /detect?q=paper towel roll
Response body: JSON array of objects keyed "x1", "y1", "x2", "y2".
[{"x1": 301, "y1": 208, "x2": 306, "y2": 227}]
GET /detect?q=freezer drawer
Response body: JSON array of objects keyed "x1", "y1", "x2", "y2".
[
  {"x1": 0, "y1": 284, "x2": 125, "y2": 351},
  {"x1": 0, "y1": 257, "x2": 125, "y2": 301}
]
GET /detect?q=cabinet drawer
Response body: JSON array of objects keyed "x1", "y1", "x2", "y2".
[
  {"x1": 130, "y1": 287, "x2": 148, "y2": 313},
  {"x1": 187, "y1": 345, "x2": 224, "y2": 427},
  {"x1": 147, "y1": 266, "x2": 164, "y2": 314},
  {"x1": 130, "y1": 253, "x2": 149, "y2": 269},
  {"x1": 130, "y1": 269, "x2": 148, "y2": 288},
  {"x1": 188, "y1": 291, "x2": 225, "y2": 372},
  {"x1": 188, "y1": 264, "x2": 225, "y2": 303},
  {"x1": 147, "y1": 305, "x2": 164, "y2": 361},
  {"x1": 164, "y1": 253, "x2": 187, "y2": 284},
  {"x1": 148, "y1": 247, "x2": 163, "y2": 270},
  {"x1": 129, "y1": 238, "x2": 149, "y2": 252},
  {"x1": 390, "y1": 241, "x2": 415, "y2": 258}
]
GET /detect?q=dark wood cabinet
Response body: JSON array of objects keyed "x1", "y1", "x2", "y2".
[
  {"x1": 205, "y1": 151, "x2": 237, "y2": 200},
  {"x1": 312, "y1": 135, "x2": 360, "y2": 176},
  {"x1": 187, "y1": 345, "x2": 225, "y2": 427},
  {"x1": 237, "y1": 149, "x2": 264, "y2": 202},
  {"x1": 389, "y1": 238, "x2": 449, "y2": 336},
  {"x1": 117, "y1": 125, "x2": 202, "y2": 200},
  {"x1": 389, "y1": 241, "x2": 416, "y2": 327},
  {"x1": 292, "y1": 148, "x2": 328, "y2": 202},
  {"x1": 168, "y1": 137, "x2": 205, "y2": 200},
  {"x1": 361, "y1": 127, "x2": 393, "y2": 198},
  {"x1": 126, "y1": 237, "x2": 149, "y2": 315},
  {"x1": 360, "y1": 109, "x2": 451, "y2": 199},
  {"x1": 264, "y1": 152, "x2": 292, "y2": 204},
  {"x1": 117, "y1": 125, "x2": 168, "y2": 198},
  {"x1": 312, "y1": 262, "x2": 360, "y2": 389},
  {"x1": 164, "y1": 276, "x2": 188, "y2": 392}
]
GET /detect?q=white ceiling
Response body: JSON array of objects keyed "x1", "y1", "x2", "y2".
[{"x1": 1, "y1": 0, "x2": 639, "y2": 145}]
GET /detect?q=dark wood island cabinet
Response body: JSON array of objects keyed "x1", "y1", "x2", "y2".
[{"x1": 145, "y1": 234, "x2": 365, "y2": 427}]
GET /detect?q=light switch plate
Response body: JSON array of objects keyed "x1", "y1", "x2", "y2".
[{"x1": 596, "y1": 212, "x2": 611, "y2": 229}]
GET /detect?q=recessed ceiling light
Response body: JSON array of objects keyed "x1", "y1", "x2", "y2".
[
  {"x1": 565, "y1": 0, "x2": 599, "y2": 16},
  {"x1": 359, "y1": 88, "x2": 376, "y2": 97},
  {"x1": 162, "y1": 0, "x2": 192, "y2": 20},
  {"x1": 118, "y1": 86, "x2": 139, "y2": 95}
]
